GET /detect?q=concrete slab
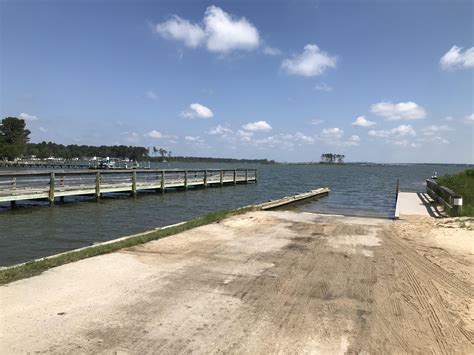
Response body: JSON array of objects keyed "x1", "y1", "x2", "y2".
[{"x1": 397, "y1": 192, "x2": 431, "y2": 216}]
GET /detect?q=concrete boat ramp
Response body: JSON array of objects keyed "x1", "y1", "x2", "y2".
[{"x1": 1, "y1": 208, "x2": 472, "y2": 353}]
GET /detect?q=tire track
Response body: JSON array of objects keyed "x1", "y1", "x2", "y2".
[{"x1": 385, "y1": 230, "x2": 473, "y2": 298}]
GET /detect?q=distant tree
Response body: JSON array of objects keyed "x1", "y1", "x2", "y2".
[
  {"x1": 168, "y1": 151, "x2": 172, "y2": 158},
  {"x1": 0, "y1": 117, "x2": 31, "y2": 160},
  {"x1": 153, "y1": 146, "x2": 158, "y2": 158},
  {"x1": 320, "y1": 153, "x2": 344, "y2": 164},
  {"x1": 158, "y1": 148, "x2": 167, "y2": 161}
]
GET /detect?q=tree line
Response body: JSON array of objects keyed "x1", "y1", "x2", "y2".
[
  {"x1": 320, "y1": 153, "x2": 345, "y2": 164},
  {"x1": 1, "y1": 117, "x2": 276, "y2": 163},
  {"x1": 26, "y1": 142, "x2": 149, "y2": 161}
]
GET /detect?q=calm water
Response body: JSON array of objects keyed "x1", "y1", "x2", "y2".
[{"x1": 0, "y1": 163, "x2": 470, "y2": 266}]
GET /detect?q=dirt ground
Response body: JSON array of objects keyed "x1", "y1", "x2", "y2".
[{"x1": 1, "y1": 210, "x2": 473, "y2": 354}]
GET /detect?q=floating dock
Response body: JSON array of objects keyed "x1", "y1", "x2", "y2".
[
  {"x1": 258, "y1": 188, "x2": 330, "y2": 210},
  {"x1": 0, "y1": 169, "x2": 257, "y2": 206}
]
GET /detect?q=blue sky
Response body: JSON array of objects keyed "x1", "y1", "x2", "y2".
[{"x1": 1, "y1": 0, "x2": 473, "y2": 163}]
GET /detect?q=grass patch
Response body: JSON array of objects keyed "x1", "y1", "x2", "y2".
[
  {"x1": 437, "y1": 169, "x2": 474, "y2": 216},
  {"x1": 0, "y1": 206, "x2": 255, "y2": 285}
]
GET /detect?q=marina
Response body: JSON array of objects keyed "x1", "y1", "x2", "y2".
[{"x1": 0, "y1": 168, "x2": 257, "y2": 206}]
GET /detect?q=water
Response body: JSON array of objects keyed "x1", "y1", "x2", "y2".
[{"x1": 0, "y1": 163, "x2": 470, "y2": 266}]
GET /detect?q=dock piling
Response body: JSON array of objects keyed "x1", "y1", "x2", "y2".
[
  {"x1": 95, "y1": 172, "x2": 101, "y2": 201},
  {"x1": 48, "y1": 172, "x2": 55, "y2": 206}
]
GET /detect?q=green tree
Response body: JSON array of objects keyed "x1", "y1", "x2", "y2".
[{"x1": 0, "y1": 117, "x2": 31, "y2": 160}]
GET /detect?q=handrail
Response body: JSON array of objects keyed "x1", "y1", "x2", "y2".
[
  {"x1": 426, "y1": 179, "x2": 463, "y2": 216},
  {"x1": 0, "y1": 168, "x2": 257, "y2": 177}
]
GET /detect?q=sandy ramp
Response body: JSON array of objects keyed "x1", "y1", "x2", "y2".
[{"x1": 1, "y1": 211, "x2": 473, "y2": 353}]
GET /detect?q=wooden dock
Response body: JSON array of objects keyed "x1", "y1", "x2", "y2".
[{"x1": 0, "y1": 169, "x2": 257, "y2": 206}]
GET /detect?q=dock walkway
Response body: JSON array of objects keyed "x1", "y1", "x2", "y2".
[
  {"x1": 0, "y1": 169, "x2": 257, "y2": 205},
  {"x1": 395, "y1": 191, "x2": 444, "y2": 218}
]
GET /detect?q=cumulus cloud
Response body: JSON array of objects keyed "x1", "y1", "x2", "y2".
[
  {"x1": 19, "y1": 112, "x2": 38, "y2": 121},
  {"x1": 181, "y1": 103, "x2": 214, "y2": 119},
  {"x1": 155, "y1": 16, "x2": 205, "y2": 48},
  {"x1": 466, "y1": 113, "x2": 474, "y2": 123},
  {"x1": 310, "y1": 118, "x2": 324, "y2": 125},
  {"x1": 321, "y1": 127, "x2": 344, "y2": 140},
  {"x1": 352, "y1": 116, "x2": 375, "y2": 127},
  {"x1": 263, "y1": 46, "x2": 281, "y2": 56},
  {"x1": 314, "y1": 82, "x2": 333, "y2": 92},
  {"x1": 370, "y1": 101, "x2": 426, "y2": 120},
  {"x1": 421, "y1": 125, "x2": 453, "y2": 136},
  {"x1": 208, "y1": 125, "x2": 233, "y2": 135},
  {"x1": 440, "y1": 46, "x2": 474, "y2": 70},
  {"x1": 184, "y1": 135, "x2": 204, "y2": 143},
  {"x1": 155, "y1": 6, "x2": 259, "y2": 54},
  {"x1": 368, "y1": 124, "x2": 416, "y2": 138},
  {"x1": 144, "y1": 130, "x2": 163, "y2": 139},
  {"x1": 281, "y1": 44, "x2": 337, "y2": 77},
  {"x1": 145, "y1": 91, "x2": 158, "y2": 101},
  {"x1": 204, "y1": 6, "x2": 260, "y2": 53},
  {"x1": 241, "y1": 120, "x2": 272, "y2": 132}
]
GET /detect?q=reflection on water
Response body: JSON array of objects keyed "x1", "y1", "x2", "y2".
[{"x1": 0, "y1": 162, "x2": 470, "y2": 266}]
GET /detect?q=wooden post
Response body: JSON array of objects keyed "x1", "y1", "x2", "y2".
[
  {"x1": 452, "y1": 195, "x2": 463, "y2": 217},
  {"x1": 48, "y1": 172, "x2": 55, "y2": 206},
  {"x1": 95, "y1": 172, "x2": 101, "y2": 201},
  {"x1": 161, "y1": 170, "x2": 165, "y2": 193},
  {"x1": 220, "y1": 170, "x2": 223, "y2": 186},
  {"x1": 184, "y1": 171, "x2": 188, "y2": 190},
  {"x1": 233, "y1": 169, "x2": 237, "y2": 185},
  {"x1": 204, "y1": 170, "x2": 208, "y2": 188},
  {"x1": 255, "y1": 169, "x2": 258, "y2": 183},
  {"x1": 131, "y1": 171, "x2": 137, "y2": 196},
  {"x1": 12, "y1": 177, "x2": 16, "y2": 190},
  {"x1": 245, "y1": 169, "x2": 248, "y2": 183}
]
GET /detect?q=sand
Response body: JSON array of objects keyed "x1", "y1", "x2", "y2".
[{"x1": 1, "y1": 211, "x2": 473, "y2": 353}]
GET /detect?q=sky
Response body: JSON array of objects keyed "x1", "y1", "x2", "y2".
[{"x1": 1, "y1": 0, "x2": 473, "y2": 163}]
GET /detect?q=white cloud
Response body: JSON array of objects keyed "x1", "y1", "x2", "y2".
[
  {"x1": 144, "y1": 130, "x2": 163, "y2": 139},
  {"x1": 466, "y1": 114, "x2": 474, "y2": 123},
  {"x1": 368, "y1": 124, "x2": 416, "y2": 139},
  {"x1": 281, "y1": 44, "x2": 337, "y2": 77},
  {"x1": 314, "y1": 82, "x2": 333, "y2": 92},
  {"x1": 181, "y1": 103, "x2": 214, "y2": 119},
  {"x1": 204, "y1": 6, "x2": 260, "y2": 53},
  {"x1": 310, "y1": 118, "x2": 324, "y2": 125},
  {"x1": 145, "y1": 91, "x2": 158, "y2": 101},
  {"x1": 349, "y1": 135, "x2": 360, "y2": 143},
  {"x1": 155, "y1": 16, "x2": 205, "y2": 48},
  {"x1": 421, "y1": 125, "x2": 453, "y2": 136},
  {"x1": 19, "y1": 112, "x2": 38, "y2": 121},
  {"x1": 440, "y1": 46, "x2": 474, "y2": 70},
  {"x1": 126, "y1": 132, "x2": 140, "y2": 143},
  {"x1": 208, "y1": 125, "x2": 233, "y2": 135},
  {"x1": 241, "y1": 120, "x2": 272, "y2": 132},
  {"x1": 184, "y1": 135, "x2": 204, "y2": 143},
  {"x1": 444, "y1": 116, "x2": 454, "y2": 122},
  {"x1": 156, "y1": 6, "x2": 260, "y2": 54},
  {"x1": 352, "y1": 116, "x2": 375, "y2": 127},
  {"x1": 370, "y1": 101, "x2": 427, "y2": 120},
  {"x1": 263, "y1": 46, "x2": 281, "y2": 56},
  {"x1": 321, "y1": 127, "x2": 344, "y2": 140}
]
